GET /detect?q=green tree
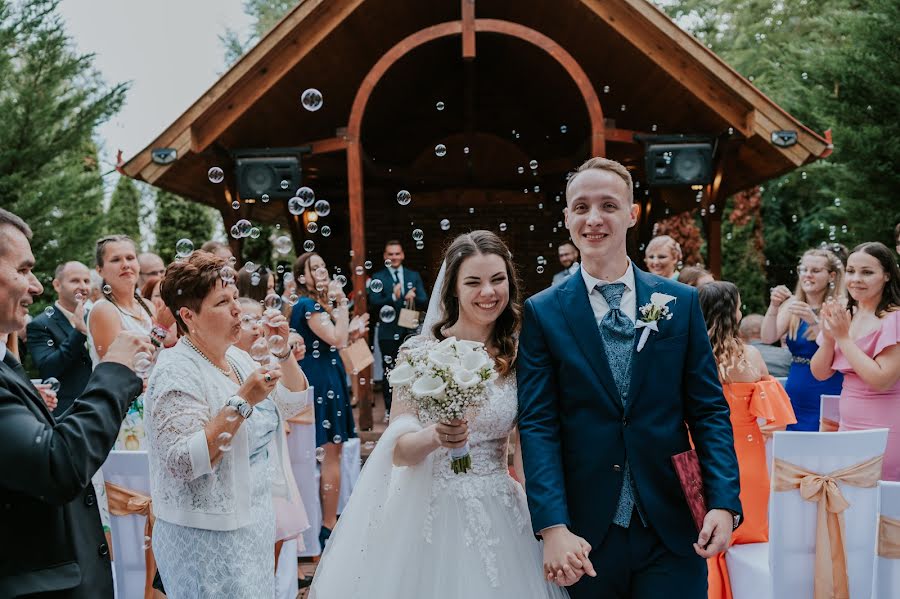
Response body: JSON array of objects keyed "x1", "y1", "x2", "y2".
[
  {"x1": 220, "y1": 0, "x2": 297, "y2": 65},
  {"x1": 0, "y1": 0, "x2": 126, "y2": 294},
  {"x1": 655, "y1": 0, "x2": 898, "y2": 301},
  {"x1": 105, "y1": 175, "x2": 142, "y2": 245},
  {"x1": 153, "y1": 190, "x2": 216, "y2": 264}
]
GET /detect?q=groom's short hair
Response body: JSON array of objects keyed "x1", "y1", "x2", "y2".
[{"x1": 565, "y1": 157, "x2": 634, "y2": 204}]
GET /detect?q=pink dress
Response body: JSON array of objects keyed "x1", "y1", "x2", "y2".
[{"x1": 829, "y1": 310, "x2": 900, "y2": 481}]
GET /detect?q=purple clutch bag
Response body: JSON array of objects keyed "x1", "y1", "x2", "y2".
[{"x1": 671, "y1": 449, "x2": 707, "y2": 533}]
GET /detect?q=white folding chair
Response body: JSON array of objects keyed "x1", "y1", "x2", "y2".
[
  {"x1": 285, "y1": 419, "x2": 322, "y2": 557},
  {"x1": 819, "y1": 394, "x2": 841, "y2": 431},
  {"x1": 101, "y1": 450, "x2": 151, "y2": 599},
  {"x1": 726, "y1": 429, "x2": 888, "y2": 599},
  {"x1": 338, "y1": 437, "x2": 361, "y2": 513},
  {"x1": 872, "y1": 481, "x2": 900, "y2": 598}
]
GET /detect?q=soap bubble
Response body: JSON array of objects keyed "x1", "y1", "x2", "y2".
[
  {"x1": 175, "y1": 239, "x2": 194, "y2": 258},
  {"x1": 264, "y1": 293, "x2": 282, "y2": 311},
  {"x1": 434, "y1": 144, "x2": 447, "y2": 157},
  {"x1": 306, "y1": 221, "x2": 318, "y2": 234},
  {"x1": 261, "y1": 193, "x2": 270, "y2": 203},
  {"x1": 231, "y1": 200, "x2": 240, "y2": 210},
  {"x1": 440, "y1": 219, "x2": 450, "y2": 231},
  {"x1": 249, "y1": 227, "x2": 261, "y2": 239},
  {"x1": 274, "y1": 236, "x2": 293, "y2": 254},
  {"x1": 321, "y1": 225, "x2": 331, "y2": 237},
  {"x1": 230, "y1": 225, "x2": 242, "y2": 238},
  {"x1": 529, "y1": 159, "x2": 538, "y2": 170},
  {"x1": 436, "y1": 101, "x2": 445, "y2": 111},
  {"x1": 249, "y1": 338, "x2": 270, "y2": 363},
  {"x1": 102, "y1": 284, "x2": 112, "y2": 294},
  {"x1": 303, "y1": 240, "x2": 315, "y2": 252},
  {"x1": 364, "y1": 260, "x2": 373, "y2": 270},
  {"x1": 207, "y1": 167, "x2": 224, "y2": 183},
  {"x1": 297, "y1": 186, "x2": 315, "y2": 207},
  {"x1": 301, "y1": 88, "x2": 323, "y2": 111},
  {"x1": 268, "y1": 334, "x2": 288, "y2": 355},
  {"x1": 369, "y1": 279, "x2": 384, "y2": 293},
  {"x1": 220, "y1": 266, "x2": 236, "y2": 284},
  {"x1": 560, "y1": 125, "x2": 567, "y2": 133},
  {"x1": 412, "y1": 229, "x2": 424, "y2": 241},
  {"x1": 396, "y1": 190, "x2": 411, "y2": 206},
  {"x1": 315, "y1": 447, "x2": 326, "y2": 461},
  {"x1": 280, "y1": 180, "x2": 289, "y2": 190},
  {"x1": 314, "y1": 200, "x2": 331, "y2": 217},
  {"x1": 44, "y1": 306, "x2": 55, "y2": 316},
  {"x1": 244, "y1": 261, "x2": 259, "y2": 273},
  {"x1": 236, "y1": 219, "x2": 252, "y2": 237},
  {"x1": 42, "y1": 377, "x2": 60, "y2": 393},
  {"x1": 499, "y1": 223, "x2": 507, "y2": 232},
  {"x1": 379, "y1": 305, "x2": 397, "y2": 323}
]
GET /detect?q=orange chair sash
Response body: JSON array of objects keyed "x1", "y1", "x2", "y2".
[
  {"x1": 105, "y1": 481, "x2": 158, "y2": 599},
  {"x1": 773, "y1": 455, "x2": 883, "y2": 599},
  {"x1": 878, "y1": 515, "x2": 900, "y2": 559}
]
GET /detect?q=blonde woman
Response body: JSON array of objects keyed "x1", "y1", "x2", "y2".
[
  {"x1": 644, "y1": 235, "x2": 682, "y2": 279},
  {"x1": 760, "y1": 248, "x2": 844, "y2": 430}
]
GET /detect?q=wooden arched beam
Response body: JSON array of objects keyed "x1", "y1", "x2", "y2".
[{"x1": 347, "y1": 18, "x2": 605, "y2": 300}]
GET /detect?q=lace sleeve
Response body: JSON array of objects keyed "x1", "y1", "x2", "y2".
[
  {"x1": 271, "y1": 383, "x2": 311, "y2": 420},
  {"x1": 150, "y1": 383, "x2": 214, "y2": 483}
]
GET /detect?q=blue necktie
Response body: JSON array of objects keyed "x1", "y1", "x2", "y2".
[{"x1": 596, "y1": 282, "x2": 643, "y2": 527}]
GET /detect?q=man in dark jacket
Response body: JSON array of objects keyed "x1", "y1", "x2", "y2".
[
  {"x1": 26, "y1": 261, "x2": 93, "y2": 414},
  {"x1": 0, "y1": 208, "x2": 152, "y2": 598}
]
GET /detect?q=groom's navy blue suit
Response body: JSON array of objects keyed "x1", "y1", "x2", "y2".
[{"x1": 517, "y1": 264, "x2": 741, "y2": 597}]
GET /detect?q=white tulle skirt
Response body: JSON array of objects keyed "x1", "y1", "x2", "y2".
[{"x1": 309, "y1": 416, "x2": 567, "y2": 599}]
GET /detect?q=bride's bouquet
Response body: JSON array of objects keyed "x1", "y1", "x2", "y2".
[{"x1": 388, "y1": 337, "x2": 497, "y2": 474}]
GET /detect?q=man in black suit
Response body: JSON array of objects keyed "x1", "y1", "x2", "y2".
[
  {"x1": 368, "y1": 240, "x2": 428, "y2": 419},
  {"x1": 0, "y1": 208, "x2": 152, "y2": 598},
  {"x1": 26, "y1": 261, "x2": 93, "y2": 415}
]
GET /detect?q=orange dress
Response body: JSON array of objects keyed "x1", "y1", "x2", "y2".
[{"x1": 707, "y1": 376, "x2": 796, "y2": 599}]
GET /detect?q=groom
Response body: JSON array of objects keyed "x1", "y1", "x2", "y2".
[{"x1": 517, "y1": 157, "x2": 741, "y2": 598}]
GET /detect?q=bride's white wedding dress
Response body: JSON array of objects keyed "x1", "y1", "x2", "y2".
[{"x1": 310, "y1": 335, "x2": 567, "y2": 598}]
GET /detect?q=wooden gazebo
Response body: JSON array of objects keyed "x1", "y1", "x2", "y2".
[{"x1": 123, "y1": 0, "x2": 830, "y2": 427}]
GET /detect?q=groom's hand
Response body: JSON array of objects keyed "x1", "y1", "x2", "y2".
[
  {"x1": 693, "y1": 509, "x2": 734, "y2": 558},
  {"x1": 541, "y1": 526, "x2": 596, "y2": 586}
]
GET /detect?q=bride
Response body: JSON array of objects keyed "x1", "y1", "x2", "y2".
[{"x1": 310, "y1": 230, "x2": 567, "y2": 598}]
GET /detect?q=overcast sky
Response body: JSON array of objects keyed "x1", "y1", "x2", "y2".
[{"x1": 59, "y1": 0, "x2": 254, "y2": 171}]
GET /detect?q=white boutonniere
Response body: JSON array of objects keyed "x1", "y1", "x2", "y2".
[{"x1": 635, "y1": 292, "x2": 676, "y2": 352}]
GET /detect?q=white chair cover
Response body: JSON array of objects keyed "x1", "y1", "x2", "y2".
[
  {"x1": 275, "y1": 537, "x2": 299, "y2": 599},
  {"x1": 338, "y1": 437, "x2": 361, "y2": 513},
  {"x1": 871, "y1": 481, "x2": 900, "y2": 599},
  {"x1": 285, "y1": 420, "x2": 322, "y2": 557},
  {"x1": 819, "y1": 394, "x2": 841, "y2": 431},
  {"x1": 101, "y1": 450, "x2": 151, "y2": 599},
  {"x1": 726, "y1": 429, "x2": 888, "y2": 599}
]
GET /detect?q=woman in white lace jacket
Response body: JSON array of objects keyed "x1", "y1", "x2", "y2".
[{"x1": 145, "y1": 252, "x2": 311, "y2": 599}]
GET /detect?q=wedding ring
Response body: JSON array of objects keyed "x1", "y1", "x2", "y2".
[{"x1": 264, "y1": 374, "x2": 272, "y2": 382}]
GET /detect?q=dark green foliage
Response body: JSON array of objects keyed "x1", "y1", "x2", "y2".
[
  {"x1": 655, "y1": 0, "x2": 899, "y2": 300},
  {"x1": 153, "y1": 190, "x2": 215, "y2": 264},
  {"x1": 105, "y1": 176, "x2": 142, "y2": 244},
  {"x1": 0, "y1": 0, "x2": 126, "y2": 302}
]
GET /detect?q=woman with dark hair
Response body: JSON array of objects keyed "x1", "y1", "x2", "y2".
[
  {"x1": 760, "y1": 247, "x2": 845, "y2": 430},
  {"x1": 309, "y1": 231, "x2": 567, "y2": 599},
  {"x1": 145, "y1": 251, "x2": 310, "y2": 597},
  {"x1": 812, "y1": 241, "x2": 900, "y2": 480},
  {"x1": 678, "y1": 265, "x2": 714, "y2": 288},
  {"x1": 237, "y1": 265, "x2": 275, "y2": 303},
  {"x1": 699, "y1": 282, "x2": 795, "y2": 599},
  {"x1": 289, "y1": 252, "x2": 359, "y2": 548}
]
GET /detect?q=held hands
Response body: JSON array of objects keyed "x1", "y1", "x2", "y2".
[
  {"x1": 434, "y1": 419, "x2": 468, "y2": 449},
  {"x1": 237, "y1": 365, "x2": 282, "y2": 406},
  {"x1": 349, "y1": 313, "x2": 370, "y2": 342},
  {"x1": 693, "y1": 509, "x2": 734, "y2": 558},
  {"x1": 542, "y1": 526, "x2": 596, "y2": 586},
  {"x1": 101, "y1": 331, "x2": 155, "y2": 371},
  {"x1": 769, "y1": 285, "x2": 792, "y2": 309},
  {"x1": 68, "y1": 299, "x2": 88, "y2": 334},
  {"x1": 392, "y1": 283, "x2": 403, "y2": 300},
  {"x1": 404, "y1": 287, "x2": 416, "y2": 302}
]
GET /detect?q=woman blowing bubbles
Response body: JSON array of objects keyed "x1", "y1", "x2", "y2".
[{"x1": 145, "y1": 252, "x2": 311, "y2": 598}]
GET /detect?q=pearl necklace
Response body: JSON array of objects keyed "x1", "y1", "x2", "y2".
[{"x1": 183, "y1": 336, "x2": 236, "y2": 379}]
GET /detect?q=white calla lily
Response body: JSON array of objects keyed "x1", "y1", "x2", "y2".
[
  {"x1": 428, "y1": 349, "x2": 460, "y2": 369},
  {"x1": 650, "y1": 292, "x2": 676, "y2": 307},
  {"x1": 460, "y1": 350, "x2": 489, "y2": 372},
  {"x1": 456, "y1": 339, "x2": 485, "y2": 352},
  {"x1": 453, "y1": 369, "x2": 481, "y2": 389},
  {"x1": 387, "y1": 362, "x2": 416, "y2": 386},
  {"x1": 411, "y1": 375, "x2": 447, "y2": 398},
  {"x1": 435, "y1": 336, "x2": 458, "y2": 352}
]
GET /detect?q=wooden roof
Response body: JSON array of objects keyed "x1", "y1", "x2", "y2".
[{"x1": 123, "y1": 0, "x2": 830, "y2": 222}]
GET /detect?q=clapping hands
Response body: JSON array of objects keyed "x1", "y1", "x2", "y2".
[{"x1": 820, "y1": 299, "x2": 851, "y2": 341}]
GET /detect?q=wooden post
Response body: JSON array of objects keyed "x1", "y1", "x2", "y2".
[
  {"x1": 461, "y1": 0, "x2": 476, "y2": 60},
  {"x1": 219, "y1": 185, "x2": 244, "y2": 262},
  {"x1": 347, "y1": 136, "x2": 373, "y2": 430},
  {"x1": 705, "y1": 155, "x2": 728, "y2": 278}
]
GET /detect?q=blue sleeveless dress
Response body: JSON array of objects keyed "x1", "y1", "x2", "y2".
[{"x1": 784, "y1": 320, "x2": 843, "y2": 431}]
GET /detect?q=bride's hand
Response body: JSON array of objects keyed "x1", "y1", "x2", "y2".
[{"x1": 434, "y1": 419, "x2": 468, "y2": 449}]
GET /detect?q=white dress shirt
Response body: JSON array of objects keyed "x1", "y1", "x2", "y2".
[
  {"x1": 580, "y1": 261, "x2": 637, "y2": 325},
  {"x1": 0, "y1": 338, "x2": 7, "y2": 362},
  {"x1": 390, "y1": 266, "x2": 406, "y2": 299}
]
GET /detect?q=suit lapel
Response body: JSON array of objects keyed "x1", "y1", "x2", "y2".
[
  {"x1": 50, "y1": 307, "x2": 74, "y2": 339},
  {"x1": 626, "y1": 267, "x2": 661, "y2": 412},
  {"x1": 556, "y1": 274, "x2": 622, "y2": 405}
]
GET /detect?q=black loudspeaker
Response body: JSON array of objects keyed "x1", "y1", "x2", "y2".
[
  {"x1": 645, "y1": 143, "x2": 713, "y2": 187},
  {"x1": 236, "y1": 155, "x2": 301, "y2": 200}
]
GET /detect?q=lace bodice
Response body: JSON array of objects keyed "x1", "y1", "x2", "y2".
[{"x1": 394, "y1": 335, "x2": 527, "y2": 587}]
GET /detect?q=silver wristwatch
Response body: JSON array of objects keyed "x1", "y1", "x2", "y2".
[{"x1": 226, "y1": 395, "x2": 253, "y2": 419}]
